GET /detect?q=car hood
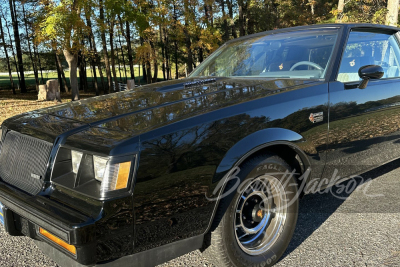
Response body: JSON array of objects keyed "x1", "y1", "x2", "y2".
[{"x1": 3, "y1": 77, "x2": 320, "y2": 152}]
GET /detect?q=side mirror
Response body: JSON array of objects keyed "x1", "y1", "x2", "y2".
[{"x1": 358, "y1": 65, "x2": 384, "y2": 89}]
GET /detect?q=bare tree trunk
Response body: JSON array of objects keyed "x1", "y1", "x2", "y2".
[
  {"x1": 227, "y1": 0, "x2": 237, "y2": 38},
  {"x1": 220, "y1": 0, "x2": 229, "y2": 41},
  {"x1": 82, "y1": 54, "x2": 88, "y2": 92},
  {"x1": 33, "y1": 44, "x2": 44, "y2": 84},
  {"x1": 173, "y1": 3, "x2": 179, "y2": 79},
  {"x1": 117, "y1": 33, "x2": 127, "y2": 82},
  {"x1": 125, "y1": 21, "x2": 135, "y2": 80},
  {"x1": 78, "y1": 51, "x2": 84, "y2": 92},
  {"x1": 22, "y1": 4, "x2": 39, "y2": 90},
  {"x1": 184, "y1": 0, "x2": 193, "y2": 74},
  {"x1": 337, "y1": 0, "x2": 345, "y2": 22},
  {"x1": 85, "y1": 11, "x2": 99, "y2": 95},
  {"x1": 151, "y1": 41, "x2": 158, "y2": 83},
  {"x1": 55, "y1": 52, "x2": 69, "y2": 92},
  {"x1": 99, "y1": 0, "x2": 111, "y2": 94},
  {"x1": 386, "y1": 0, "x2": 399, "y2": 26},
  {"x1": 109, "y1": 19, "x2": 118, "y2": 90},
  {"x1": 64, "y1": 49, "x2": 79, "y2": 101},
  {"x1": 118, "y1": 13, "x2": 133, "y2": 82},
  {"x1": 98, "y1": 62, "x2": 105, "y2": 93},
  {"x1": 146, "y1": 60, "x2": 152, "y2": 84},
  {"x1": 174, "y1": 39, "x2": 178, "y2": 79},
  {"x1": 138, "y1": 63, "x2": 141, "y2": 86},
  {"x1": 55, "y1": 51, "x2": 64, "y2": 93},
  {"x1": 238, "y1": 0, "x2": 246, "y2": 37},
  {"x1": 116, "y1": 46, "x2": 123, "y2": 81},
  {"x1": 160, "y1": 25, "x2": 166, "y2": 80},
  {"x1": 9, "y1": 0, "x2": 26, "y2": 93},
  {"x1": 0, "y1": 16, "x2": 15, "y2": 94},
  {"x1": 140, "y1": 36, "x2": 147, "y2": 83},
  {"x1": 164, "y1": 28, "x2": 170, "y2": 80},
  {"x1": 4, "y1": 16, "x2": 20, "y2": 86}
]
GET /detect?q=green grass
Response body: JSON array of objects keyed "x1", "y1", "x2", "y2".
[{"x1": 0, "y1": 67, "x2": 174, "y2": 90}]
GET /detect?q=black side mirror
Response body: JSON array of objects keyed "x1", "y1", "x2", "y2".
[{"x1": 358, "y1": 65, "x2": 384, "y2": 89}]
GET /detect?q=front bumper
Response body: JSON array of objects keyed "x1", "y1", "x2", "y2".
[{"x1": 0, "y1": 182, "x2": 98, "y2": 265}]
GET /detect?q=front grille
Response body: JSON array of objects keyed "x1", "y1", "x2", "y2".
[
  {"x1": 0, "y1": 126, "x2": 5, "y2": 154},
  {"x1": 0, "y1": 131, "x2": 53, "y2": 195}
]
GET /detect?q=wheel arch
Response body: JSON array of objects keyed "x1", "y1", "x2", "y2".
[
  {"x1": 204, "y1": 128, "x2": 311, "y2": 235},
  {"x1": 212, "y1": 128, "x2": 311, "y2": 184}
]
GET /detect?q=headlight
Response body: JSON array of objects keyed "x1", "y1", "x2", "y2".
[
  {"x1": 93, "y1": 156, "x2": 132, "y2": 192},
  {"x1": 93, "y1": 156, "x2": 108, "y2": 181},
  {"x1": 71, "y1": 150, "x2": 83, "y2": 173},
  {"x1": 52, "y1": 147, "x2": 135, "y2": 199}
]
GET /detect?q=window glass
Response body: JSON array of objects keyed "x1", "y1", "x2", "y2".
[
  {"x1": 190, "y1": 29, "x2": 339, "y2": 80},
  {"x1": 337, "y1": 31, "x2": 400, "y2": 82}
]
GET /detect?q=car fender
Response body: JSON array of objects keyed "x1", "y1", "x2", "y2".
[
  {"x1": 212, "y1": 127, "x2": 310, "y2": 184},
  {"x1": 204, "y1": 128, "x2": 311, "y2": 234}
]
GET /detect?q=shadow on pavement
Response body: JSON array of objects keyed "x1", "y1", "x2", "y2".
[{"x1": 280, "y1": 157, "x2": 400, "y2": 261}]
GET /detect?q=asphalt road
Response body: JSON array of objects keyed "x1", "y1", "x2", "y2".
[{"x1": 1, "y1": 159, "x2": 400, "y2": 267}]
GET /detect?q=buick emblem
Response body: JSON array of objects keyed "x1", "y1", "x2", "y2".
[{"x1": 31, "y1": 173, "x2": 41, "y2": 180}]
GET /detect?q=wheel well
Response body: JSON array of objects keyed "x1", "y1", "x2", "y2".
[
  {"x1": 256, "y1": 144, "x2": 306, "y2": 177},
  {"x1": 205, "y1": 143, "x2": 306, "y2": 237}
]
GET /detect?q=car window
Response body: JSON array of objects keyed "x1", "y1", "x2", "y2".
[
  {"x1": 337, "y1": 31, "x2": 400, "y2": 83},
  {"x1": 190, "y1": 29, "x2": 339, "y2": 80}
]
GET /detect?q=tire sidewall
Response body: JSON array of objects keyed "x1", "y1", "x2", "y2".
[{"x1": 221, "y1": 157, "x2": 299, "y2": 267}]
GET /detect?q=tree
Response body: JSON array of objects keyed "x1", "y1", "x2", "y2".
[
  {"x1": 37, "y1": 0, "x2": 88, "y2": 101},
  {"x1": 0, "y1": 15, "x2": 15, "y2": 94},
  {"x1": 99, "y1": 0, "x2": 112, "y2": 93},
  {"x1": 337, "y1": 0, "x2": 345, "y2": 22},
  {"x1": 386, "y1": 0, "x2": 399, "y2": 26},
  {"x1": 22, "y1": 3, "x2": 39, "y2": 91},
  {"x1": 9, "y1": 0, "x2": 27, "y2": 93}
]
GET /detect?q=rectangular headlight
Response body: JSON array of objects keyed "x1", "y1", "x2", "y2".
[
  {"x1": 71, "y1": 150, "x2": 83, "y2": 174},
  {"x1": 52, "y1": 148, "x2": 135, "y2": 198},
  {"x1": 93, "y1": 155, "x2": 108, "y2": 182}
]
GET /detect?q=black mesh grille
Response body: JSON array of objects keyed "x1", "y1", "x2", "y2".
[
  {"x1": 0, "y1": 126, "x2": 6, "y2": 153},
  {"x1": 0, "y1": 131, "x2": 53, "y2": 195}
]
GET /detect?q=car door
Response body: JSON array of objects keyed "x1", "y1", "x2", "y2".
[{"x1": 325, "y1": 28, "x2": 400, "y2": 180}]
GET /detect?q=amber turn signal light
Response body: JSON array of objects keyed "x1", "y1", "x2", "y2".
[
  {"x1": 39, "y1": 228, "x2": 76, "y2": 255},
  {"x1": 115, "y1": 161, "x2": 131, "y2": 190}
]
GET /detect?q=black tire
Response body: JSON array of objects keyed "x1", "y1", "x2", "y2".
[{"x1": 202, "y1": 153, "x2": 299, "y2": 267}]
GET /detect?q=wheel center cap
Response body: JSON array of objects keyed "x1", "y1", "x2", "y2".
[{"x1": 256, "y1": 209, "x2": 263, "y2": 218}]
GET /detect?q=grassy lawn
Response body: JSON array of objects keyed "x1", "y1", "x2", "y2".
[
  {"x1": 0, "y1": 67, "x2": 179, "y2": 125},
  {"x1": 0, "y1": 89, "x2": 97, "y2": 125},
  {"x1": 0, "y1": 68, "x2": 176, "y2": 89}
]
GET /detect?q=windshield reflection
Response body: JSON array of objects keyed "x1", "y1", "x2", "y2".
[{"x1": 191, "y1": 29, "x2": 339, "y2": 80}]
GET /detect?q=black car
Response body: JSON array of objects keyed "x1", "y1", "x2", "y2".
[{"x1": 0, "y1": 23, "x2": 398, "y2": 266}]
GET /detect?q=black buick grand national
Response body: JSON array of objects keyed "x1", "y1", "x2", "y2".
[{"x1": 0, "y1": 23, "x2": 399, "y2": 266}]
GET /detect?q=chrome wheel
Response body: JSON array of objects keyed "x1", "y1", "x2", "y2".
[{"x1": 234, "y1": 175, "x2": 288, "y2": 255}]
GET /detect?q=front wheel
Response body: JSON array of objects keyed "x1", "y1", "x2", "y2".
[{"x1": 203, "y1": 153, "x2": 299, "y2": 267}]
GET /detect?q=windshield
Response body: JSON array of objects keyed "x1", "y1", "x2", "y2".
[{"x1": 190, "y1": 29, "x2": 339, "y2": 79}]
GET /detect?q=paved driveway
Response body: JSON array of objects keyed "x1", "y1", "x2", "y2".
[{"x1": 0, "y1": 159, "x2": 399, "y2": 267}]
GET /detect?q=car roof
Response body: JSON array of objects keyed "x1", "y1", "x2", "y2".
[{"x1": 225, "y1": 23, "x2": 400, "y2": 45}]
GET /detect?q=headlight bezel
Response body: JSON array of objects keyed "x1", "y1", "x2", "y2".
[{"x1": 51, "y1": 146, "x2": 137, "y2": 200}]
